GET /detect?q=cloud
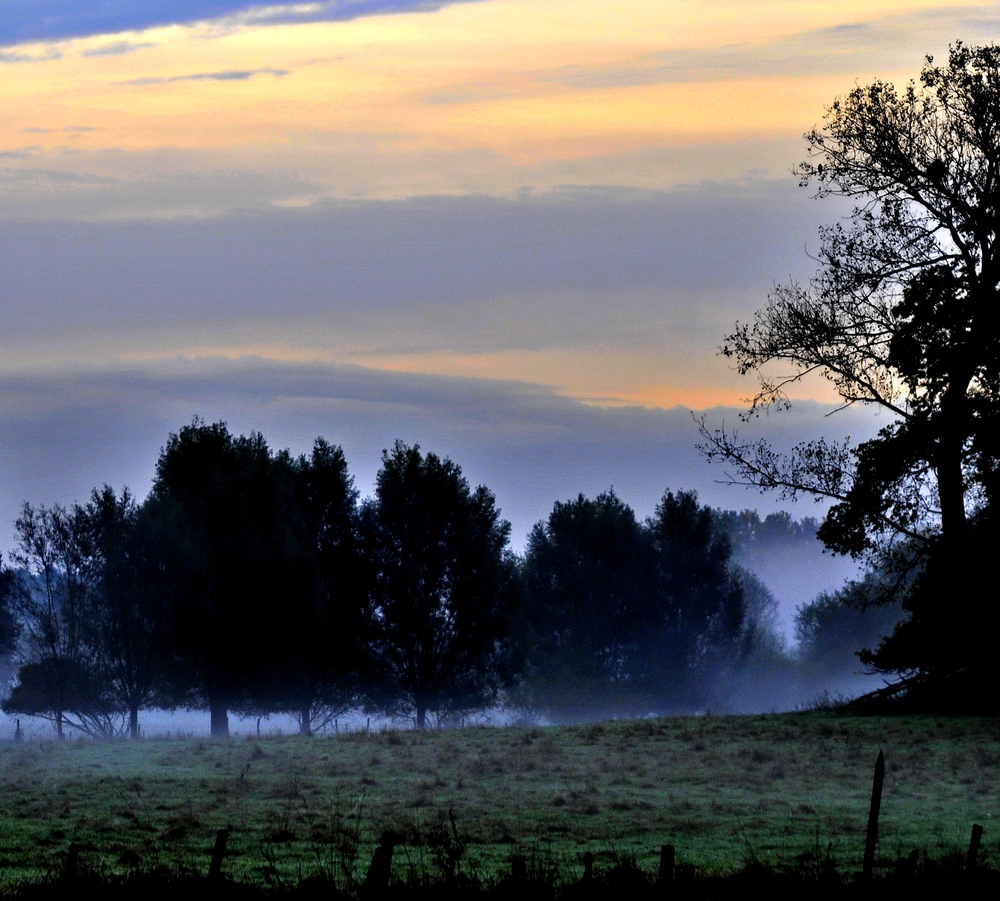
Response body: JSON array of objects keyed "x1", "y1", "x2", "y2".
[
  {"x1": 528, "y1": 7, "x2": 1000, "y2": 93},
  {"x1": 0, "y1": 1, "x2": 484, "y2": 48},
  {"x1": 82, "y1": 40, "x2": 156, "y2": 57},
  {"x1": 124, "y1": 67, "x2": 289, "y2": 85},
  {"x1": 0, "y1": 46, "x2": 62, "y2": 63},
  {"x1": 0, "y1": 180, "x2": 835, "y2": 349},
  {"x1": 22, "y1": 126, "x2": 98, "y2": 134}
]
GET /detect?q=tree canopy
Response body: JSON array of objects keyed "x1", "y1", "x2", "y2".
[
  {"x1": 700, "y1": 42, "x2": 1000, "y2": 704},
  {"x1": 148, "y1": 420, "x2": 317, "y2": 736},
  {"x1": 519, "y1": 490, "x2": 657, "y2": 718},
  {"x1": 519, "y1": 489, "x2": 751, "y2": 719},
  {"x1": 362, "y1": 441, "x2": 518, "y2": 728}
]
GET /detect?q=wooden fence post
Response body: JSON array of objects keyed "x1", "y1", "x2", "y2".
[
  {"x1": 63, "y1": 843, "x2": 80, "y2": 881},
  {"x1": 862, "y1": 750, "x2": 884, "y2": 881},
  {"x1": 208, "y1": 828, "x2": 229, "y2": 880},
  {"x1": 966, "y1": 823, "x2": 984, "y2": 870},
  {"x1": 657, "y1": 844, "x2": 675, "y2": 893},
  {"x1": 364, "y1": 830, "x2": 402, "y2": 896}
]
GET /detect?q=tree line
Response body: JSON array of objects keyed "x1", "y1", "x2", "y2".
[{"x1": 0, "y1": 419, "x2": 888, "y2": 738}]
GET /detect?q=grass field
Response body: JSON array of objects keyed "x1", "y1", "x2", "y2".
[{"x1": 0, "y1": 713, "x2": 996, "y2": 889}]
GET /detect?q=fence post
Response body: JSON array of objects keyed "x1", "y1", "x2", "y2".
[
  {"x1": 966, "y1": 823, "x2": 984, "y2": 870},
  {"x1": 657, "y1": 844, "x2": 675, "y2": 893},
  {"x1": 364, "y1": 830, "x2": 402, "y2": 896},
  {"x1": 208, "y1": 828, "x2": 229, "y2": 880},
  {"x1": 63, "y1": 843, "x2": 80, "y2": 881},
  {"x1": 862, "y1": 750, "x2": 884, "y2": 881}
]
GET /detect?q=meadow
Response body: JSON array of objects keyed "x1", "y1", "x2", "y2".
[{"x1": 0, "y1": 713, "x2": 996, "y2": 891}]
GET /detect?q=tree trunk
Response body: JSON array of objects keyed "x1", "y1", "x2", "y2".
[
  {"x1": 415, "y1": 704, "x2": 427, "y2": 730},
  {"x1": 129, "y1": 705, "x2": 140, "y2": 740},
  {"x1": 55, "y1": 710, "x2": 64, "y2": 740},
  {"x1": 936, "y1": 431, "x2": 968, "y2": 541},
  {"x1": 937, "y1": 376, "x2": 972, "y2": 541},
  {"x1": 210, "y1": 699, "x2": 230, "y2": 738},
  {"x1": 299, "y1": 703, "x2": 312, "y2": 737}
]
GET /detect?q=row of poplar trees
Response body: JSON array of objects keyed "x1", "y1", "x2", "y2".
[{"x1": 0, "y1": 419, "x2": 761, "y2": 738}]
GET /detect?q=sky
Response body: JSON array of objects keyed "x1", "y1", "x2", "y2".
[{"x1": 2, "y1": 0, "x2": 995, "y2": 626}]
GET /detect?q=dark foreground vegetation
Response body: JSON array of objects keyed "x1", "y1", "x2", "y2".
[
  {"x1": 0, "y1": 714, "x2": 996, "y2": 898},
  {"x1": 7, "y1": 856, "x2": 1000, "y2": 901}
]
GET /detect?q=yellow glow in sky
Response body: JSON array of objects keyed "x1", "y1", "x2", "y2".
[{"x1": 3, "y1": 0, "x2": 984, "y2": 174}]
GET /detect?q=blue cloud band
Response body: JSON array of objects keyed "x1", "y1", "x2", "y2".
[{"x1": 0, "y1": 0, "x2": 479, "y2": 47}]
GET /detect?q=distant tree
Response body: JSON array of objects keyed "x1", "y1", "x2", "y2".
[
  {"x1": 715, "y1": 509, "x2": 821, "y2": 552},
  {"x1": 795, "y1": 573, "x2": 907, "y2": 688},
  {"x1": 644, "y1": 490, "x2": 748, "y2": 708},
  {"x1": 2, "y1": 502, "x2": 114, "y2": 737},
  {"x1": 362, "y1": 442, "x2": 518, "y2": 728},
  {"x1": 731, "y1": 565, "x2": 781, "y2": 651},
  {"x1": 257, "y1": 438, "x2": 369, "y2": 736},
  {"x1": 519, "y1": 490, "x2": 657, "y2": 719},
  {"x1": 81, "y1": 486, "x2": 172, "y2": 739}
]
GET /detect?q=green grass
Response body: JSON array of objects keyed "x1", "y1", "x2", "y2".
[{"x1": 0, "y1": 713, "x2": 996, "y2": 889}]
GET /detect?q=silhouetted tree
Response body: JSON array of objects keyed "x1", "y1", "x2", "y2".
[
  {"x1": 519, "y1": 490, "x2": 657, "y2": 719},
  {"x1": 2, "y1": 502, "x2": 113, "y2": 737},
  {"x1": 362, "y1": 442, "x2": 517, "y2": 728},
  {"x1": 81, "y1": 486, "x2": 172, "y2": 739},
  {"x1": 257, "y1": 438, "x2": 368, "y2": 735},
  {"x1": 519, "y1": 488, "x2": 751, "y2": 717},
  {"x1": 644, "y1": 490, "x2": 748, "y2": 708},
  {"x1": 699, "y1": 43, "x2": 1000, "y2": 701},
  {"x1": 149, "y1": 419, "x2": 313, "y2": 736}
]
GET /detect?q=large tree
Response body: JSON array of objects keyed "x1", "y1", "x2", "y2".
[
  {"x1": 149, "y1": 420, "x2": 315, "y2": 736},
  {"x1": 700, "y1": 43, "x2": 1000, "y2": 701},
  {"x1": 362, "y1": 442, "x2": 517, "y2": 728}
]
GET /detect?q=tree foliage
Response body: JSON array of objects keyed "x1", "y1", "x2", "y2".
[
  {"x1": 700, "y1": 43, "x2": 1000, "y2": 700},
  {"x1": 520, "y1": 489, "x2": 751, "y2": 719},
  {"x1": 362, "y1": 442, "x2": 517, "y2": 728},
  {"x1": 148, "y1": 420, "x2": 316, "y2": 736},
  {"x1": 263, "y1": 438, "x2": 367, "y2": 736},
  {"x1": 519, "y1": 490, "x2": 657, "y2": 718},
  {"x1": 2, "y1": 502, "x2": 116, "y2": 737}
]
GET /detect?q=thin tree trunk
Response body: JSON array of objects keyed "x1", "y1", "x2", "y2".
[
  {"x1": 210, "y1": 699, "x2": 230, "y2": 738},
  {"x1": 299, "y1": 703, "x2": 312, "y2": 737},
  {"x1": 129, "y1": 705, "x2": 140, "y2": 739},
  {"x1": 416, "y1": 704, "x2": 427, "y2": 730}
]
